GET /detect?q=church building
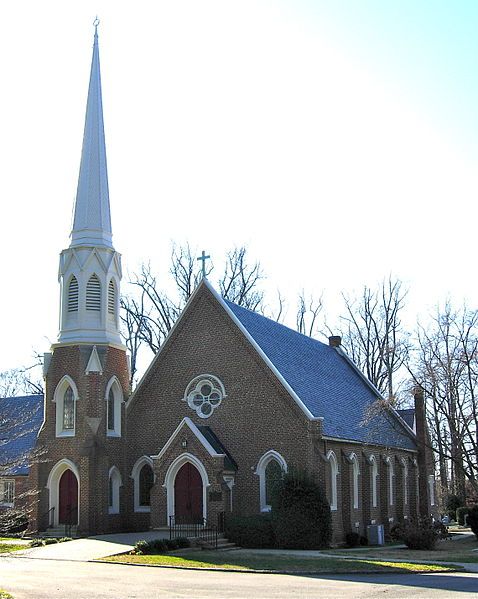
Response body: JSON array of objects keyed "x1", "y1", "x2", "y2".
[{"x1": 25, "y1": 27, "x2": 435, "y2": 543}]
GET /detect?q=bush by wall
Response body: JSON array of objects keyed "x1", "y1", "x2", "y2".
[
  {"x1": 392, "y1": 517, "x2": 440, "y2": 550},
  {"x1": 0, "y1": 510, "x2": 28, "y2": 535},
  {"x1": 225, "y1": 515, "x2": 275, "y2": 548},
  {"x1": 467, "y1": 505, "x2": 478, "y2": 539},
  {"x1": 446, "y1": 495, "x2": 462, "y2": 521},
  {"x1": 272, "y1": 469, "x2": 332, "y2": 549},
  {"x1": 133, "y1": 537, "x2": 190, "y2": 555},
  {"x1": 456, "y1": 507, "x2": 470, "y2": 526}
]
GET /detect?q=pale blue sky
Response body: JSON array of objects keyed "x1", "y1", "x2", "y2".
[{"x1": 0, "y1": 1, "x2": 476, "y2": 373}]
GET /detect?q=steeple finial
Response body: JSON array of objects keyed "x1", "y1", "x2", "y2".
[{"x1": 70, "y1": 20, "x2": 112, "y2": 249}]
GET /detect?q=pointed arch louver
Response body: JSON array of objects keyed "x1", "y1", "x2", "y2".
[
  {"x1": 86, "y1": 275, "x2": 101, "y2": 311},
  {"x1": 108, "y1": 279, "x2": 116, "y2": 316},
  {"x1": 67, "y1": 277, "x2": 79, "y2": 312}
]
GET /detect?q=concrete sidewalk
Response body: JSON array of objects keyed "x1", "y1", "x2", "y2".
[{"x1": 10, "y1": 530, "x2": 169, "y2": 562}]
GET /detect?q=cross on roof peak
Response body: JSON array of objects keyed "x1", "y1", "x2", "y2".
[{"x1": 197, "y1": 250, "x2": 210, "y2": 278}]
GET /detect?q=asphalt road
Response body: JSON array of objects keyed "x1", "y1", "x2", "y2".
[{"x1": 1, "y1": 555, "x2": 478, "y2": 599}]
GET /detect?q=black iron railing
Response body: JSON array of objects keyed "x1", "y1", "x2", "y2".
[
  {"x1": 40, "y1": 506, "x2": 55, "y2": 530},
  {"x1": 63, "y1": 505, "x2": 77, "y2": 538},
  {"x1": 169, "y1": 515, "x2": 218, "y2": 549}
]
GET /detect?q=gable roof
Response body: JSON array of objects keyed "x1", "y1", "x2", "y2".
[
  {"x1": 397, "y1": 408, "x2": 416, "y2": 432},
  {"x1": 130, "y1": 280, "x2": 416, "y2": 451},
  {"x1": 0, "y1": 394, "x2": 44, "y2": 475},
  {"x1": 222, "y1": 299, "x2": 416, "y2": 450}
]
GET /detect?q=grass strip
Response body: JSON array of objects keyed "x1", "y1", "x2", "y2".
[
  {"x1": 102, "y1": 551, "x2": 459, "y2": 573},
  {"x1": 0, "y1": 543, "x2": 25, "y2": 554}
]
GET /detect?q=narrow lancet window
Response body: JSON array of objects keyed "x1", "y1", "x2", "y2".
[
  {"x1": 63, "y1": 387, "x2": 75, "y2": 430},
  {"x1": 107, "y1": 388, "x2": 115, "y2": 432}
]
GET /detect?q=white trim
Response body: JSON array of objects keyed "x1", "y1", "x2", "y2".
[
  {"x1": 53, "y1": 375, "x2": 79, "y2": 438},
  {"x1": 128, "y1": 279, "x2": 323, "y2": 422},
  {"x1": 108, "y1": 466, "x2": 122, "y2": 514},
  {"x1": 182, "y1": 374, "x2": 227, "y2": 419},
  {"x1": 152, "y1": 417, "x2": 225, "y2": 462},
  {"x1": 46, "y1": 459, "x2": 80, "y2": 527},
  {"x1": 131, "y1": 456, "x2": 154, "y2": 513},
  {"x1": 0, "y1": 478, "x2": 15, "y2": 507},
  {"x1": 348, "y1": 452, "x2": 360, "y2": 510},
  {"x1": 322, "y1": 435, "x2": 418, "y2": 452},
  {"x1": 105, "y1": 376, "x2": 123, "y2": 437},
  {"x1": 428, "y1": 475, "x2": 435, "y2": 506},
  {"x1": 400, "y1": 457, "x2": 409, "y2": 506},
  {"x1": 163, "y1": 453, "x2": 210, "y2": 522},
  {"x1": 384, "y1": 456, "x2": 394, "y2": 506},
  {"x1": 255, "y1": 450, "x2": 288, "y2": 513},
  {"x1": 325, "y1": 450, "x2": 339, "y2": 511}
]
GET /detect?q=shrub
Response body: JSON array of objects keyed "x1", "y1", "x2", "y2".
[
  {"x1": 272, "y1": 469, "x2": 332, "y2": 549},
  {"x1": 133, "y1": 539, "x2": 151, "y2": 555},
  {"x1": 43, "y1": 538, "x2": 59, "y2": 545},
  {"x1": 0, "y1": 510, "x2": 28, "y2": 535},
  {"x1": 29, "y1": 539, "x2": 44, "y2": 547},
  {"x1": 175, "y1": 537, "x2": 190, "y2": 549},
  {"x1": 456, "y1": 507, "x2": 470, "y2": 526},
  {"x1": 225, "y1": 515, "x2": 275, "y2": 548},
  {"x1": 164, "y1": 539, "x2": 179, "y2": 551},
  {"x1": 446, "y1": 495, "x2": 462, "y2": 521},
  {"x1": 345, "y1": 532, "x2": 361, "y2": 547},
  {"x1": 392, "y1": 517, "x2": 440, "y2": 550},
  {"x1": 467, "y1": 505, "x2": 478, "y2": 539},
  {"x1": 360, "y1": 535, "x2": 369, "y2": 546}
]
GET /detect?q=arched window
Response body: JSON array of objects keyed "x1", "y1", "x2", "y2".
[
  {"x1": 385, "y1": 457, "x2": 394, "y2": 506},
  {"x1": 428, "y1": 475, "x2": 435, "y2": 506},
  {"x1": 132, "y1": 457, "x2": 155, "y2": 513},
  {"x1": 265, "y1": 459, "x2": 282, "y2": 507},
  {"x1": 63, "y1": 387, "x2": 75, "y2": 431},
  {"x1": 370, "y1": 455, "x2": 378, "y2": 508},
  {"x1": 54, "y1": 376, "x2": 79, "y2": 437},
  {"x1": 401, "y1": 458, "x2": 408, "y2": 506},
  {"x1": 67, "y1": 277, "x2": 79, "y2": 313},
  {"x1": 108, "y1": 467, "x2": 122, "y2": 515},
  {"x1": 326, "y1": 450, "x2": 338, "y2": 511},
  {"x1": 86, "y1": 274, "x2": 101, "y2": 311},
  {"x1": 255, "y1": 450, "x2": 287, "y2": 512},
  {"x1": 351, "y1": 454, "x2": 360, "y2": 510},
  {"x1": 105, "y1": 377, "x2": 122, "y2": 437},
  {"x1": 139, "y1": 465, "x2": 154, "y2": 507},
  {"x1": 108, "y1": 280, "x2": 116, "y2": 317}
]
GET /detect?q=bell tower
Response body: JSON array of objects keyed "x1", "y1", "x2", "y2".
[
  {"x1": 58, "y1": 22, "x2": 122, "y2": 347},
  {"x1": 35, "y1": 22, "x2": 130, "y2": 536}
]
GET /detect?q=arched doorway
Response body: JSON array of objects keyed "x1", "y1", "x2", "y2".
[
  {"x1": 58, "y1": 470, "x2": 78, "y2": 525},
  {"x1": 174, "y1": 462, "x2": 203, "y2": 523}
]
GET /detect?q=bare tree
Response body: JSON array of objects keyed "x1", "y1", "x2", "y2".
[
  {"x1": 339, "y1": 277, "x2": 409, "y2": 402},
  {"x1": 121, "y1": 245, "x2": 266, "y2": 385},
  {"x1": 410, "y1": 304, "x2": 478, "y2": 499},
  {"x1": 0, "y1": 363, "x2": 43, "y2": 399},
  {"x1": 296, "y1": 291, "x2": 323, "y2": 338}
]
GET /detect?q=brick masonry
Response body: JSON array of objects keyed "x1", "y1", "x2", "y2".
[{"x1": 29, "y1": 284, "x2": 436, "y2": 542}]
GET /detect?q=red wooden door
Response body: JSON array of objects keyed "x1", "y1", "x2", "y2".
[
  {"x1": 59, "y1": 470, "x2": 78, "y2": 524},
  {"x1": 174, "y1": 463, "x2": 203, "y2": 523}
]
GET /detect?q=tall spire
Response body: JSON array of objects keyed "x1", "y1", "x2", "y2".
[{"x1": 71, "y1": 20, "x2": 112, "y2": 249}]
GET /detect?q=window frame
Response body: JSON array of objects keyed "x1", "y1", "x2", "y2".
[
  {"x1": 54, "y1": 376, "x2": 79, "y2": 438},
  {"x1": 0, "y1": 479, "x2": 15, "y2": 507},
  {"x1": 255, "y1": 450, "x2": 287, "y2": 513}
]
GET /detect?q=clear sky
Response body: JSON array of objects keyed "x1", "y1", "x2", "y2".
[{"x1": 1, "y1": 0, "x2": 476, "y2": 372}]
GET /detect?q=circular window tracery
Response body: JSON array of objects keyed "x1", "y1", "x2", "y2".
[{"x1": 183, "y1": 374, "x2": 226, "y2": 419}]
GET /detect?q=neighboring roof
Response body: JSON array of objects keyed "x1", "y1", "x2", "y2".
[
  {"x1": 197, "y1": 426, "x2": 238, "y2": 472},
  {"x1": 397, "y1": 408, "x2": 416, "y2": 432},
  {"x1": 0, "y1": 395, "x2": 44, "y2": 475},
  {"x1": 224, "y1": 299, "x2": 416, "y2": 450}
]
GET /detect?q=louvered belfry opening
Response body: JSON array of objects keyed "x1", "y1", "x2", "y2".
[
  {"x1": 86, "y1": 275, "x2": 101, "y2": 311},
  {"x1": 108, "y1": 280, "x2": 116, "y2": 315},
  {"x1": 67, "y1": 277, "x2": 79, "y2": 312}
]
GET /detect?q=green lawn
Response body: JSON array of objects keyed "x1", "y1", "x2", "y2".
[
  {"x1": 326, "y1": 536, "x2": 478, "y2": 564},
  {"x1": 102, "y1": 550, "x2": 459, "y2": 573},
  {"x1": 0, "y1": 542, "x2": 25, "y2": 553}
]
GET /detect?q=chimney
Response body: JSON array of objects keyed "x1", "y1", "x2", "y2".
[
  {"x1": 328, "y1": 335, "x2": 341, "y2": 348},
  {"x1": 414, "y1": 386, "x2": 431, "y2": 517}
]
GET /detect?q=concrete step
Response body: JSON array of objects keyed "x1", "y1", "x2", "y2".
[{"x1": 44, "y1": 526, "x2": 78, "y2": 538}]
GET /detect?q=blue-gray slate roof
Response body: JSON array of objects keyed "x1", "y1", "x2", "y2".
[
  {"x1": 225, "y1": 301, "x2": 416, "y2": 450},
  {"x1": 0, "y1": 394, "x2": 44, "y2": 475}
]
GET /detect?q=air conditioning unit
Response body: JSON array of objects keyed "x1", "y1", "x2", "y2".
[{"x1": 367, "y1": 524, "x2": 385, "y2": 546}]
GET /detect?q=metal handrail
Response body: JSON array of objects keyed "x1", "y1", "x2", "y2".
[
  {"x1": 169, "y1": 515, "x2": 218, "y2": 549},
  {"x1": 63, "y1": 505, "x2": 77, "y2": 538},
  {"x1": 40, "y1": 506, "x2": 55, "y2": 529}
]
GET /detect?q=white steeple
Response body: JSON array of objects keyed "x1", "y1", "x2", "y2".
[
  {"x1": 71, "y1": 21, "x2": 112, "y2": 249},
  {"x1": 56, "y1": 22, "x2": 123, "y2": 348}
]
